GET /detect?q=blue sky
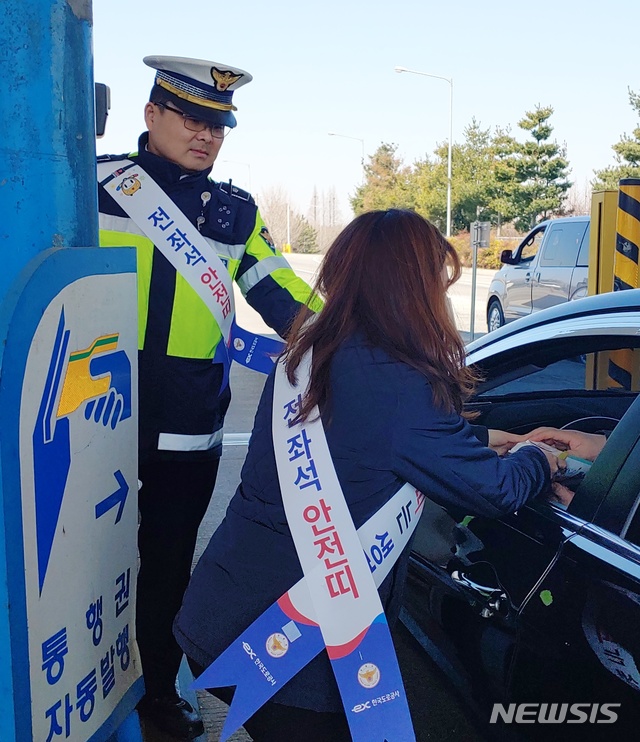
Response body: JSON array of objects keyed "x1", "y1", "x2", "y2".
[{"x1": 94, "y1": 0, "x2": 640, "y2": 221}]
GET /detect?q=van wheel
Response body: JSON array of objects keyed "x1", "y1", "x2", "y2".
[{"x1": 487, "y1": 300, "x2": 505, "y2": 332}]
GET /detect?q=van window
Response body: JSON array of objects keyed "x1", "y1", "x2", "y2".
[
  {"x1": 577, "y1": 224, "x2": 590, "y2": 266},
  {"x1": 521, "y1": 230, "x2": 544, "y2": 261},
  {"x1": 539, "y1": 222, "x2": 587, "y2": 267}
]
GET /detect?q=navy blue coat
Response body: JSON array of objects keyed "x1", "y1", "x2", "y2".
[
  {"x1": 98, "y1": 133, "x2": 319, "y2": 462},
  {"x1": 174, "y1": 333, "x2": 550, "y2": 711}
]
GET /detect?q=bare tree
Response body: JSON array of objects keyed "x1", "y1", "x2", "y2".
[
  {"x1": 255, "y1": 186, "x2": 297, "y2": 248},
  {"x1": 307, "y1": 186, "x2": 346, "y2": 252},
  {"x1": 565, "y1": 179, "x2": 592, "y2": 216},
  {"x1": 256, "y1": 186, "x2": 321, "y2": 253}
]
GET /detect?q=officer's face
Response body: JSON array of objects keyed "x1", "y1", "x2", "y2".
[{"x1": 144, "y1": 102, "x2": 223, "y2": 172}]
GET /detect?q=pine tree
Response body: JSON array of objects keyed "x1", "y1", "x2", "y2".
[
  {"x1": 293, "y1": 219, "x2": 319, "y2": 254},
  {"x1": 509, "y1": 105, "x2": 572, "y2": 230},
  {"x1": 350, "y1": 143, "x2": 413, "y2": 214},
  {"x1": 593, "y1": 88, "x2": 640, "y2": 189}
]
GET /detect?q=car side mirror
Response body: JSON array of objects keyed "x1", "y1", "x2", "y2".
[{"x1": 500, "y1": 249, "x2": 515, "y2": 265}]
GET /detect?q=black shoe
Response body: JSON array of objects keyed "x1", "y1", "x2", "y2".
[{"x1": 137, "y1": 693, "x2": 204, "y2": 740}]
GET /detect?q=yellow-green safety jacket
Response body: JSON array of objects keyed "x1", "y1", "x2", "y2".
[{"x1": 98, "y1": 133, "x2": 321, "y2": 462}]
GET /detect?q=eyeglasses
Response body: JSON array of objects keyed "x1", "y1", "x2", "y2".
[{"x1": 154, "y1": 101, "x2": 230, "y2": 139}]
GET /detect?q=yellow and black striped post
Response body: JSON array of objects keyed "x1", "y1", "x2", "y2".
[
  {"x1": 614, "y1": 178, "x2": 640, "y2": 290},
  {"x1": 608, "y1": 178, "x2": 640, "y2": 390}
]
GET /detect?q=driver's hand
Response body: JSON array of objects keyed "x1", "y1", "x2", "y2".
[{"x1": 527, "y1": 427, "x2": 606, "y2": 462}]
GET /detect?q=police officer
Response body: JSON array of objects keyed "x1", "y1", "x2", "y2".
[{"x1": 98, "y1": 55, "x2": 321, "y2": 739}]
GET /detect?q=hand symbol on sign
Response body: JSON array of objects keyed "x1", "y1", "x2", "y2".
[{"x1": 84, "y1": 350, "x2": 132, "y2": 430}]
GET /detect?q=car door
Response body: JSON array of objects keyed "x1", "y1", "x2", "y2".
[
  {"x1": 569, "y1": 223, "x2": 590, "y2": 302},
  {"x1": 508, "y1": 404, "x2": 640, "y2": 737},
  {"x1": 530, "y1": 220, "x2": 587, "y2": 312},
  {"x1": 403, "y1": 311, "x2": 640, "y2": 730}
]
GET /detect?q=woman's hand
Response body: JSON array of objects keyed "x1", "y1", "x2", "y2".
[
  {"x1": 537, "y1": 447, "x2": 563, "y2": 477},
  {"x1": 526, "y1": 427, "x2": 606, "y2": 462},
  {"x1": 487, "y1": 429, "x2": 528, "y2": 456}
]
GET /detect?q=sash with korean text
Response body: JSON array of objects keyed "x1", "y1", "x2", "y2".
[
  {"x1": 194, "y1": 350, "x2": 418, "y2": 741},
  {"x1": 98, "y1": 161, "x2": 285, "y2": 375}
]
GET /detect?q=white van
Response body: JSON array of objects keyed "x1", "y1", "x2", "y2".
[{"x1": 486, "y1": 216, "x2": 590, "y2": 331}]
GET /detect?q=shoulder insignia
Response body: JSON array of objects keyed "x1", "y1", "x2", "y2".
[
  {"x1": 97, "y1": 152, "x2": 133, "y2": 163},
  {"x1": 259, "y1": 226, "x2": 276, "y2": 252},
  {"x1": 217, "y1": 180, "x2": 253, "y2": 203}
]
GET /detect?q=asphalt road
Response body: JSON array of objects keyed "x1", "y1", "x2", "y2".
[{"x1": 142, "y1": 254, "x2": 492, "y2": 741}]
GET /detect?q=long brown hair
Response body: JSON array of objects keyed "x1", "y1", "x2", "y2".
[{"x1": 285, "y1": 209, "x2": 477, "y2": 420}]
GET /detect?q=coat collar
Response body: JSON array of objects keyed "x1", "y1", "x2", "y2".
[{"x1": 134, "y1": 132, "x2": 213, "y2": 186}]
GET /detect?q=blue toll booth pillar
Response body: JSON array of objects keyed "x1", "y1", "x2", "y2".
[
  {"x1": 0, "y1": 0, "x2": 98, "y2": 290},
  {"x1": 0, "y1": 2, "x2": 143, "y2": 741}
]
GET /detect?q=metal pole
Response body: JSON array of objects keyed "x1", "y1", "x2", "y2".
[
  {"x1": 470, "y1": 225, "x2": 478, "y2": 341},
  {"x1": 0, "y1": 0, "x2": 98, "y2": 300},
  {"x1": 394, "y1": 68, "x2": 453, "y2": 237},
  {"x1": 446, "y1": 79, "x2": 453, "y2": 239},
  {"x1": 287, "y1": 202, "x2": 291, "y2": 245}
]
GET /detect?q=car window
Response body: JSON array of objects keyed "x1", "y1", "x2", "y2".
[
  {"x1": 477, "y1": 341, "x2": 640, "y2": 397},
  {"x1": 577, "y1": 223, "x2": 590, "y2": 266},
  {"x1": 521, "y1": 230, "x2": 544, "y2": 261},
  {"x1": 539, "y1": 222, "x2": 587, "y2": 267},
  {"x1": 481, "y1": 356, "x2": 589, "y2": 395}
]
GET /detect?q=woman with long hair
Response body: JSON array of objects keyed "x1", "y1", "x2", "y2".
[{"x1": 174, "y1": 209, "x2": 558, "y2": 741}]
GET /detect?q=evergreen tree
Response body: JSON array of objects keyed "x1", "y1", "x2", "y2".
[
  {"x1": 412, "y1": 121, "x2": 506, "y2": 232},
  {"x1": 450, "y1": 119, "x2": 500, "y2": 230},
  {"x1": 409, "y1": 153, "x2": 443, "y2": 228},
  {"x1": 294, "y1": 219, "x2": 319, "y2": 254},
  {"x1": 350, "y1": 143, "x2": 414, "y2": 214},
  {"x1": 508, "y1": 105, "x2": 572, "y2": 230},
  {"x1": 488, "y1": 126, "x2": 520, "y2": 227},
  {"x1": 593, "y1": 88, "x2": 640, "y2": 189}
]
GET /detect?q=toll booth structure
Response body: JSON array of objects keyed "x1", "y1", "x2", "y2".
[
  {"x1": 1, "y1": 2, "x2": 143, "y2": 741},
  {"x1": 586, "y1": 181, "x2": 640, "y2": 392}
]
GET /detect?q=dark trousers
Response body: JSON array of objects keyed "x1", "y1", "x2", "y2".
[
  {"x1": 188, "y1": 664, "x2": 352, "y2": 742},
  {"x1": 137, "y1": 458, "x2": 219, "y2": 697}
]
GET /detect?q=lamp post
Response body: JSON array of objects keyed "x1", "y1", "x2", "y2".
[
  {"x1": 328, "y1": 131, "x2": 365, "y2": 165},
  {"x1": 394, "y1": 66, "x2": 453, "y2": 238}
]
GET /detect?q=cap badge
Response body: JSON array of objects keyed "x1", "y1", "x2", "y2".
[{"x1": 211, "y1": 67, "x2": 243, "y2": 92}]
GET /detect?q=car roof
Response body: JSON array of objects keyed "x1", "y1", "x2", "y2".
[{"x1": 534, "y1": 215, "x2": 590, "y2": 228}]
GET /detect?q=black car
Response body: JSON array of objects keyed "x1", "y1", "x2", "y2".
[{"x1": 402, "y1": 289, "x2": 640, "y2": 740}]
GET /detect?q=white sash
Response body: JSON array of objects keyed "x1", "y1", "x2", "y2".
[
  {"x1": 272, "y1": 349, "x2": 417, "y2": 740},
  {"x1": 273, "y1": 349, "x2": 386, "y2": 646},
  {"x1": 272, "y1": 348, "x2": 424, "y2": 644},
  {"x1": 98, "y1": 160, "x2": 234, "y2": 342}
]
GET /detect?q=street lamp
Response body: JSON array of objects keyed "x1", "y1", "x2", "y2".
[
  {"x1": 394, "y1": 66, "x2": 453, "y2": 238},
  {"x1": 327, "y1": 132, "x2": 365, "y2": 165}
]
